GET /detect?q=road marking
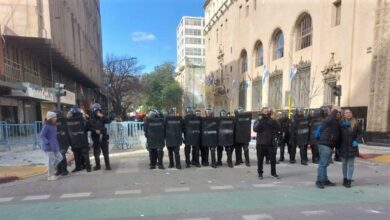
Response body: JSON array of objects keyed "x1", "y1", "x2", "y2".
[
  {"x1": 60, "y1": 192, "x2": 91, "y2": 199},
  {"x1": 242, "y1": 214, "x2": 274, "y2": 220},
  {"x1": 210, "y1": 185, "x2": 234, "y2": 190},
  {"x1": 301, "y1": 210, "x2": 331, "y2": 216},
  {"x1": 0, "y1": 197, "x2": 13, "y2": 203},
  {"x1": 252, "y1": 184, "x2": 276, "y2": 188},
  {"x1": 179, "y1": 218, "x2": 211, "y2": 220},
  {"x1": 164, "y1": 187, "x2": 190, "y2": 193},
  {"x1": 115, "y1": 190, "x2": 142, "y2": 195},
  {"x1": 22, "y1": 195, "x2": 50, "y2": 201},
  {"x1": 115, "y1": 168, "x2": 139, "y2": 174},
  {"x1": 365, "y1": 209, "x2": 382, "y2": 214}
]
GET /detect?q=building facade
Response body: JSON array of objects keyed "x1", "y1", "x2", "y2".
[
  {"x1": 0, "y1": 0, "x2": 105, "y2": 123},
  {"x1": 176, "y1": 16, "x2": 207, "y2": 111},
  {"x1": 204, "y1": 0, "x2": 390, "y2": 139}
]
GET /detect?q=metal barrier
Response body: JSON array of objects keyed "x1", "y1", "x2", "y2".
[
  {"x1": 108, "y1": 121, "x2": 145, "y2": 149},
  {"x1": 0, "y1": 121, "x2": 144, "y2": 151}
]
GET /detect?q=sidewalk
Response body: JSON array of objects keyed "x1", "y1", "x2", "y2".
[{"x1": 358, "y1": 144, "x2": 390, "y2": 164}]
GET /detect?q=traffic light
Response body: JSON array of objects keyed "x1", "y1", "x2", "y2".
[
  {"x1": 333, "y1": 85, "x2": 342, "y2": 97},
  {"x1": 55, "y1": 83, "x2": 66, "y2": 97}
]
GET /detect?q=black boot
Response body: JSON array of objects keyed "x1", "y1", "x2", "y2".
[
  {"x1": 94, "y1": 156, "x2": 101, "y2": 171},
  {"x1": 174, "y1": 149, "x2": 181, "y2": 169},
  {"x1": 157, "y1": 150, "x2": 165, "y2": 170},
  {"x1": 168, "y1": 148, "x2": 174, "y2": 168},
  {"x1": 343, "y1": 178, "x2": 348, "y2": 187},
  {"x1": 211, "y1": 148, "x2": 217, "y2": 168},
  {"x1": 104, "y1": 154, "x2": 111, "y2": 170},
  {"x1": 244, "y1": 150, "x2": 250, "y2": 167},
  {"x1": 346, "y1": 179, "x2": 352, "y2": 188}
]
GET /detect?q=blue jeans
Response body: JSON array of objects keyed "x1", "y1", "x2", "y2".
[
  {"x1": 341, "y1": 156, "x2": 355, "y2": 180},
  {"x1": 317, "y1": 145, "x2": 333, "y2": 182},
  {"x1": 45, "y1": 151, "x2": 63, "y2": 177}
]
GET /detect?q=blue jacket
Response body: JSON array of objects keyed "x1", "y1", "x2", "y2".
[
  {"x1": 40, "y1": 123, "x2": 60, "y2": 152},
  {"x1": 317, "y1": 110, "x2": 341, "y2": 148}
]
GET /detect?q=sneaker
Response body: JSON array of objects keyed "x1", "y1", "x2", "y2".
[
  {"x1": 258, "y1": 174, "x2": 263, "y2": 180},
  {"x1": 61, "y1": 171, "x2": 69, "y2": 176},
  {"x1": 149, "y1": 165, "x2": 156, "y2": 170},
  {"x1": 316, "y1": 181, "x2": 325, "y2": 189},
  {"x1": 271, "y1": 174, "x2": 280, "y2": 179},
  {"x1": 48, "y1": 176, "x2": 58, "y2": 181},
  {"x1": 324, "y1": 180, "x2": 336, "y2": 186}
]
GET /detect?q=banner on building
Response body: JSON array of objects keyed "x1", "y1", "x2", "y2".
[{"x1": 262, "y1": 66, "x2": 269, "y2": 85}]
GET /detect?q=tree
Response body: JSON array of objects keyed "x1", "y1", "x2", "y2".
[
  {"x1": 142, "y1": 62, "x2": 183, "y2": 112},
  {"x1": 104, "y1": 55, "x2": 144, "y2": 119}
]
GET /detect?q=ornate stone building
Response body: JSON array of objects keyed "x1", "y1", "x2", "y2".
[{"x1": 204, "y1": 0, "x2": 390, "y2": 141}]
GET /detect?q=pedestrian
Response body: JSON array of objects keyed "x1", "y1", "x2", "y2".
[
  {"x1": 40, "y1": 111, "x2": 63, "y2": 181},
  {"x1": 165, "y1": 108, "x2": 183, "y2": 169},
  {"x1": 144, "y1": 109, "x2": 165, "y2": 169},
  {"x1": 233, "y1": 107, "x2": 252, "y2": 166},
  {"x1": 183, "y1": 107, "x2": 202, "y2": 168},
  {"x1": 290, "y1": 108, "x2": 310, "y2": 165},
  {"x1": 253, "y1": 107, "x2": 280, "y2": 179},
  {"x1": 55, "y1": 111, "x2": 70, "y2": 176},
  {"x1": 308, "y1": 109, "x2": 322, "y2": 164},
  {"x1": 217, "y1": 109, "x2": 235, "y2": 168},
  {"x1": 277, "y1": 111, "x2": 291, "y2": 162},
  {"x1": 315, "y1": 106, "x2": 342, "y2": 189},
  {"x1": 340, "y1": 109, "x2": 363, "y2": 188},
  {"x1": 201, "y1": 107, "x2": 218, "y2": 168}
]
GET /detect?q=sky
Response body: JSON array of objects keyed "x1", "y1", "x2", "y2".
[{"x1": 100, "y1": 0, "x2": 205, "y2": 73}]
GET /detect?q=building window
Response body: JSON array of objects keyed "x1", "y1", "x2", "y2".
[
  {"x1": 255, "y1": 41, "x2": 264, "y2": 67},
  {"x1": 185, "y1": 37, "x2": 202, "y2": 44},
  {"x1": 333, "y1": 0, "x2": 342, "y2": 26},
  {"x1": 324, "y1": 80, "x2": 337, "y2": 105},
  {"x1": 240, "y1": 50, "x2": 248, "y2": 73},
  {"x1": 185, "y1": 28, "x2": 202, "y2": 36},
  {"x1": 239, "y1": 81, "x2": 247, "y2": 109},
  {"x1": 273, "y1": 31, "x2": 284, "y2": 60},
  {"x1": 269, "y1": 71, "x2": 283, "y2": 110},
  {"x1": 291, "y1": 64, "x2": 311, "y2": 108},
  {"x1": 297, "y1": 14, "x2": 312, "y2": 50}
]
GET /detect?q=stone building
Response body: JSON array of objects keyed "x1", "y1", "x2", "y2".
[
  {"x1": 0, "y1": 0, "x2": 105, "y2": 123},
  {"x1": 204, "y1": 0, "x2": 390, "y2": 142}
]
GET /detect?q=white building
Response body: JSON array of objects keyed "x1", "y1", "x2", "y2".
[{"x1": 176, "y1": 16, "x2": 206, "y2": 112}]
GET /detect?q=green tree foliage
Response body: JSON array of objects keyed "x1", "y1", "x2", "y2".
[{"x1": 142, "y1": 62, "x2": 183, "y2": 112}]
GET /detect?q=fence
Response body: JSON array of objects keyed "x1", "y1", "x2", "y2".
[{"x1": 0, "y1": 121, "x2": 144, "y2": 151}]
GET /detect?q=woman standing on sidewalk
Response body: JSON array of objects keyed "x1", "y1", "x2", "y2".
[
  {"x1": 40, "y1": 111, "x2": 63, "y2": 181},
  {"x1": 340, "y1": 109, "x2": 363, "y2": 188}
]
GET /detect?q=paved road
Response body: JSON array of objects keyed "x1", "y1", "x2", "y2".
[{"x1": 0, "y1": 149, "x2": 389, "y2": 220}]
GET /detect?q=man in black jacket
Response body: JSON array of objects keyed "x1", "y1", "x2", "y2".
[
  {"x1": 277, "y1": 111, "x2": 290, "y2": 162},
  {"x1": 253, "y1": 107, "x2": 280, "y2": 179},
  {"x1": 290, "y1": 108, "x2": 310, "y2": 165},
  {"x1": 315, "y1": 106, "x2": 342, "y2": 189}
]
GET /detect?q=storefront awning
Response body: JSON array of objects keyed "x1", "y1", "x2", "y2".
[{"x1": 0, "y1": 80, "x2": 26, "y2": 91}]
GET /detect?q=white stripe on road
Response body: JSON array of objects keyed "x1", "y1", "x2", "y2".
[
  {"x1": 115, "y1": 190, "x2": 142, "y2": 195},
  {"x1": 252, "y1": 184, "x2": 276, "y2": 188},
  {"x1": 210, "y1": 185, "x2": 234, "y2": 190},
  {"x1": 0, "y1": 197, "x2": 14, "y2": 203},
  {"x1": 365, "y1": 209, "x2": 382, "y2": 214},
  {"x1": 164, "y1": 187, "x2": 190, "y2": 193},
  {"x1": 179, "y1": 218, "x2": 211, "y2": 220},
  {"x1": 22, "y1": 195, "x2": 50, "y2": 201},
  {"x1": 115, "y1": 168, "x2": 139, "y2": 174},
  {"x1": 60, "y1": 192, "x2": 91, "y2": 199},
  {"x1": 242, "y1": 214, "x2": 274, "y2": 220},
  {"x1": 301, "y1": 210, "x2": 331, "y2": 216}
]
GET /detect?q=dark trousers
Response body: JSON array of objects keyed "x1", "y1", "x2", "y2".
[
  {"x1": 201, "y1": 146, "x2": 209, "y2": 165},
  {"x1": 168, "y1": 146, "x2": 181, "y2": 168},
  {"x1": 288, "y1": 144, "x2": 297, "y2": 161},
  {"x1": 57, "y1": 148, "x2": 68, "y2": 174},
  {"x1": 256, "y1": 144, "x2": 277, "y2": 175},
  {"x1": 73, "y1": 147, "x2": 91, "y2": 171},
  {"x1": 217, "y1": 146, "x2": 234, "y2": 166},
  {"x1": 210, "y1": 146, "x2": 217, "y2": 167},
  {"x1": 299, "y1": 145, "x2": 308, "y2": 163},
  {"x1": 279, "y1": 138, "x2": 290, "y2": 161},
  {"x1": 149, "y1": 148, "x2": 164, "y2": 167},
  {"x1": 235, "y1": 145, "x2": 243, "y2": 164},
  {"x1": 93, "y1": 138, "x2": 110, "y2": 169},
  {"x1": 186, "y1": 145, "x2": 200, "y2": 166}
]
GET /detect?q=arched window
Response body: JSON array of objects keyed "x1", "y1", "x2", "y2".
[
  {"x1": 240, "y1": 50, "x2": 248, "y2": 73},
  {"x1": 255, "y1": 41, "x2": 264, "y2": 67},
  {"x1": 273, "y1": 30, "x2": 284, "y2": 60},
  {"x1": 297, "y1": 14, "x2": 312, "y2": 50}
]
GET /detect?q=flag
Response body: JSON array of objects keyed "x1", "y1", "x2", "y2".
[
  {"x1": 289, "y1": 65, "x2": 297, "y2": 80},
  {"x1": 262, "y1": 66, "x2": 269, "y2": 85}
]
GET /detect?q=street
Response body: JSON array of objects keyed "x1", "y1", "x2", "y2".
[{"x1": 0, "y1": 148, "x2": 389, "y2": 220}]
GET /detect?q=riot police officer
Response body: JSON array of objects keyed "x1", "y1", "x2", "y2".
[
  {"x1": 165, "y1": 108, "x2": 183, "y2": 169},
  {"x1": 217, "y1": 109, "x2": 235, "y2": 168},
  {"x1": 144, "y1": 109, "x2": 165, "y2": 169},
  {"x1": 308, "y1": 109, "x2": 321, "y2": 163},
  {"x1": 253, "y1": 107, "x2": 280, "y2": 179},
  {"x1": 233, "y1": 107, "x2": 252, "y2": 166},
  {"x1": 201, "y1": 107, "x2": 218, "y2": 168},
  {"x1": 290, "y1": 108, "x2": 310, "y2": 165},
  {"x1": 183, "y1": 107, "x2": 202, "y2": 168},
  {"x1": 67, "y1": 107, "x2": 91, "y2": 172},
  {"x1": 55, "y1": 111, "x2": 70, "y2": 176},
  {"x1": 277, "y1": 111, "x2": 291, "y2": 162},
  {"x1": 88, "y1": 104, "x2": 112, "y2": 170}
]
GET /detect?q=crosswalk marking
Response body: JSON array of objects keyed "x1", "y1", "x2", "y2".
[
  {"x1": 179, "y1": 218, "x2": 211, "y2": 220},
  {"x1": 210, "y1": 185, "x2": 234, "y2": 190},
  {"x1": 115, "y1": 190, "x2": 142, "y2": 195},
  {"x1": 252, "y1": 184, "x2": 276, "y2": 188},
  {"x1": 22, "y1": 195, "x2": 50, "y2": 201},
  {"x1": 60, "y1": 192, "x2": 91, "y2": 199},
  {"x1": 242, "y1": 214, "x2": 274, "y2": 220},
  {"x1": 115, "y1": 168, "x2": 139, "y2": 174},
  {"x1": 301, "y1": 210, "x2": 331, "y2": 216},
  {"x1": 0, "y1": 197, "x2": 14, "y2": 203},
  {"x1": 164, "y1": 187, "x2": 190, "y2": 193},
  {"x1": 365, "y1": 209, "x2": 382, "y2": 214}
]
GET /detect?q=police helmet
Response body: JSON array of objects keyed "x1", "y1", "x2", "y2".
[
  {"x1": 69, "y1": 106, "x2": 82, "y2": 117},
  {"x1": 185, "y1": 107, "x2": 194, "y2": 115},
  {"x1": 220, "y1": 109, "x2": 227, "y2": 117},
  {"x1": 295, "y1": 107, "x2": 305, "y2": 116},
  {"x1": 148, "y1": 109, "x2": 160, "y2": 118},
  {"x1": 205, "y1": 107, "x2": 213, "y2": 117},
  {"x1": 234, "y1": 107, "x2": 245, "y2": 116},
  {"x1": 168, "y1": 108, "x2": 176, "y2": 116},
  {"x1": 195, "y1": 110, "x2": 201, "y2": 117},
  {"x1": 320, "y1": 105, "x2": 331, "y2": 117}
]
